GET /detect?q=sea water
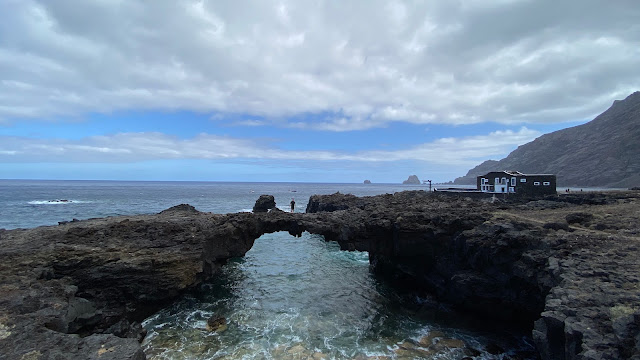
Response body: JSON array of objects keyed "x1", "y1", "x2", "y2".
[{"x1": 0, "y1": 180, "x2": 536, "y2": 359}]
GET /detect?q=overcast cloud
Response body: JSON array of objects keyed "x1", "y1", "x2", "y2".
[
  {"x1": 2, "y1": 0, "x2": 639, "y2": 127},
  {"x1": 0, "y1": 0, "x2": 638, "y2": 182}
]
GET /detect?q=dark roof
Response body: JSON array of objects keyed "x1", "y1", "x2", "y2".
[{"x1": 478, "y1": 171, "x2": 555, "y2": 177}]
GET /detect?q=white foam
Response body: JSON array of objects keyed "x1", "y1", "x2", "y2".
[{"x1": 28, "y1": 199, "x2": 92, "y2": 205}]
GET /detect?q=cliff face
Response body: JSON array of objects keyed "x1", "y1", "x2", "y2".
[
  {"x1": 306, "y1": 191, "x2": 640, "y2": 360},
  {"x1": 454, "y1": 91, "x2": 640, "y2": 187}
]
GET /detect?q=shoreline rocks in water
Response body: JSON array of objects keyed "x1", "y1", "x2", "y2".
[{"x1": 1, "y1": 192, "x2": 639, "y2": 359}]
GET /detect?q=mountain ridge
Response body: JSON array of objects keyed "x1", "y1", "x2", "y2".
[{"x1": 454, "y1": 91, "x2": 640, "y2": 188}]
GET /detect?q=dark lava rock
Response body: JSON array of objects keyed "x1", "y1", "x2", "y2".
[
  {"x1": 159, "y1": 203, "x2": 198, "y2": 214},
  {"x1": 364, "y1": 180, "x2": 372, "y2": 184},
  {"x1": 252, "y1": 195, "x2": 276, "y2": 213},
  {"x1": 305, "y1": 192, "x2": 360, "y2": 213},
  {"x1": 0, "y1": 208, "x2": 224, "y2": 359},
  {"x1": 2, "y1": 191, "x2": 639, "y2": 360},
  {"x1": 543, "y1": 221, "x2": 571, "y2": 231},
  {"x1": 566, "y1": 212, "x2": 594, "y2": 225}
]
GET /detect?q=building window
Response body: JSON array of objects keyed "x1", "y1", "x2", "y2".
[
  {"x1": 534, "y1": 181, "x2": 540, "y2": 186},
  {"x1": 502, "y1": 177, "x2": 507, "y2": 184},
  {"x1": 543, "y1": 182, "x2": 550, "y2": 186},
  {"x1": 520, "y1": 178, "x2": 526, "y2": 183},
  {"x1": 495, "y1": 178, "x2": 499, "y2": 184},
  {"x1": 509, "y1": 187, "x2": 515, "y2": 193},
  {"x1": 511, "y1": 178, "x2": 516, "y2": 186},
  {"x1": 482, "y1": 178, "x2": 487, "y2": 184}
]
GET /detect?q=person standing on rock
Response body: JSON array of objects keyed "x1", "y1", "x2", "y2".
[{"x1": 290, "y1": 198, "x2": 295, "y2": 213}]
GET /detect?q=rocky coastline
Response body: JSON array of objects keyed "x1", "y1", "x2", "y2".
[{"x1": 1, "y1": 191, "x2": 639, "y2": 359}]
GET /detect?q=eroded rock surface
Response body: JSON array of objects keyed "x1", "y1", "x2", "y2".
[
  {"x1": 305, "y1": 191, "x2": 640, "y2": 360},
  {"x1": 252, "y1": 194, "x2": 276, "y2": 213},
  {"x1": 1, "y1": 192, "x2": 639, "y2": 359},
  {"x1": 0, "y1": 204, "x2": 222, "y2": 359}
]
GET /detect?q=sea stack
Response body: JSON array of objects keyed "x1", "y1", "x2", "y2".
[{"x1": 402, "y1": 175, "x2": 421, "y2": 184}]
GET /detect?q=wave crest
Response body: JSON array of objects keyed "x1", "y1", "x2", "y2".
[{"x1": 28, "y1": 199, "x2": 92, "y2": 205}]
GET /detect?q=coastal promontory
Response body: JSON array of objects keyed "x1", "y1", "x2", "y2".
[{"x1": 1, "y1": 191, "x2": 639, "y2": 359}]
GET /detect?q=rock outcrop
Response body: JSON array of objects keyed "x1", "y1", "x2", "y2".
[
  {"x1": 0, "y1": 205, "x2": 221, "y2": 359},
  {"x1": 1, "y1": 192, "x2": 639, "y2": 359},
  {"x1": 304, "y1": 191, "x2": 640, "y2": 359},
  {"x1": 252, "y1": 194, "x2": 276, "y2": 212}
]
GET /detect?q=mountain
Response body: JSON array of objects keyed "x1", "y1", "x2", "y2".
[{"x1": 454, "y1": 91, "x2": 640, "y2": 188}]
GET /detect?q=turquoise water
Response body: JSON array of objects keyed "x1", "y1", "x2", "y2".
[
  {"x1": 0, "y1": 180, "x2": 537, "y2": 359},
  {"x1": 142, "y1": 231, "x2": 530, "y2": 359}
]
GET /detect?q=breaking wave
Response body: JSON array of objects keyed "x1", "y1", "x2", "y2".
[{"x1": 28, "y1": 199, "x2": 93, "y2": 205}]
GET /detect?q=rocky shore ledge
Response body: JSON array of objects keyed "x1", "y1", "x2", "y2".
[{"x1": 1, "y1": 191, "x2": 639, "y2": 359}]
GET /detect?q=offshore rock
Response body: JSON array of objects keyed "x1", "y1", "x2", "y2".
[{"x1": 402, "y1": 175, "x2": 421, "y2": 184}]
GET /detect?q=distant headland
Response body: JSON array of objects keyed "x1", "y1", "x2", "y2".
[{"x1": 454, "y1": 91, "x2": 640, "y2": 188}]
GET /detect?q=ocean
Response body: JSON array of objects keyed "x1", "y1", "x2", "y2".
[{"x1": 0, "y1": 180, "x2": 536, "y2": 359}]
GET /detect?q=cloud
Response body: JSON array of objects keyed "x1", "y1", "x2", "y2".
[
  {"x1": 1, "y1": 0, "x2": 638, "y2": 129},
  {"x1": 0, "y1": 127, "x2": 539, "y2": 166}
]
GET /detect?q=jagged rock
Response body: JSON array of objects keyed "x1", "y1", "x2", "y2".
[
  {"x1": 364, "y1": 180, "x2": 372, "y2": 184},
  {"x1": 159, "y1": 203, "x2": 198, "y2": 214},
  {"x1": 2, "y1": 191, "x2": 639, "y2": 359},
  {"x1": 252, "y1": 195, "x2": 276, "y2": 213},
  {"x1": 305, "y1": 192, "x2": 359, "y2": 213}
]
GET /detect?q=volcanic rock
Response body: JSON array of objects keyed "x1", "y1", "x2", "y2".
[
  {"x1": 252, "y1": 194, "x2": 276, "y2": 212},
  {"x1": 2, "y1": 190, "x2": 640, "y2": 359}
]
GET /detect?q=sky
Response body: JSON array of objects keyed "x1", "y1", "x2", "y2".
[{"x1": 1, "y1": 0, "x2": 639, "y2": 183}]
